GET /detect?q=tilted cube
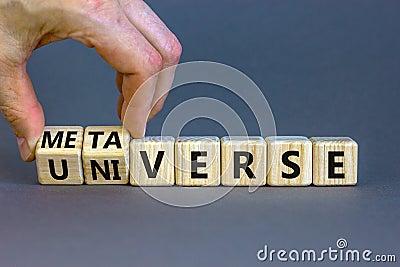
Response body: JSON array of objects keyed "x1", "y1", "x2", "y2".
[
  {"x1": 36, "y1": 126, "x2": 84, "y2": 185},
  {"x1": 82, "y1": 126, "x2": 130, "y2": 184}
]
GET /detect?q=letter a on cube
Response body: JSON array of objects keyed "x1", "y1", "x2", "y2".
[
  {"x1": 82, "y1": 126, "x2": 130, "y2": 184},
  {"x1": 35, "y1": 126, "x2": 84, "y2": 185}
]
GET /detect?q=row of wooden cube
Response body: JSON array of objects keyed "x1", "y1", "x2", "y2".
[{"x1": 36, "y1": 126, "x2": 358, "y2": 186}]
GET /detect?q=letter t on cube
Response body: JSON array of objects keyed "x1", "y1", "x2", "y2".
[{"x1": 82, "y1": 126, "x2": 130, "y2": 184}]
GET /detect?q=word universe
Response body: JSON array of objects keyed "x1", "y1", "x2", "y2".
[{"x1": 36, "y1": 126, "x2": 358, "y2": 186}]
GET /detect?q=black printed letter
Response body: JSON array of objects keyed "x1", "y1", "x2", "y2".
[
  {"x1": 104, "y1": 131, "x2": 122, "y2": 149},
  {"x1": 191, "y1": 151, "x2": 207, "y2": 179},
  {"x1": 48, "y1": 159, "x2": 68, "y2": 180},
  {"x1": 281, "y1": 151, "x2": 301, "y2": 179},
  {"x1": 65, "y1": 131, "x2": 78, "y2": 148},
  {"x1": 140, "y1": 151, "x2": 165, "y2": 178},
  {"x1": 91, "y1": 160, "x2": 121, "y2": 180},
  {"x1": 88, "y1": 131, "x2": 104, "y2": 149},
  {"x1": 41, "y1": 131, "x2": 64, "y2": 148},
  {"x1": 234, "y1": 151, "x2": 255, "y2": 179},
  {"x1": 328, "y1": 151, "x2": 345, "y2": 179}
]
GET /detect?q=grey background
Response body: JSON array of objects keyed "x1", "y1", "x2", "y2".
[{"x1": 0, "y1": 0, "x2": 399, "y2": 266}]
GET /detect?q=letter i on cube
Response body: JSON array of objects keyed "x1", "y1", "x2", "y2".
[{"x1": 82, "y1": 126, "x2": 130, "y2": 185}]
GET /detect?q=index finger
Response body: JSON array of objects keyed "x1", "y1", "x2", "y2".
[{"x1": 73, "y1": 2, "x2": 163, "y2": 137}]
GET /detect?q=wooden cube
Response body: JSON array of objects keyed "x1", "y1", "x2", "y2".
[
  {"x1": 35, "y1": 126, "x2": 84, "y2": 185},
  {"x1": 221, "y1": 136, "x2": 266, "y2": 186},
  {"x1": 310, "y1": 137, "x2": 358, "y2": 186},
  {"x1": 130, "y1": 136, "x2": 175, "y2": 186},
  {"x1": 175, "y1": 136, "x2": 220, "y2": 186},
  {"x1": 82, "y1": 126, "x2": 130, "y2": 184},
  {"x1": 266, "y1": 136, "x2": 312, "y2": 186}
]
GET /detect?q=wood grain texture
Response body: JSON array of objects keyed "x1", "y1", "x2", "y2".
[
  {"x1": 266, "y1": 136, "x2": 312, "y2": 186},
  {"x1": 175, "y1": 136, "x2": 220, "y2": 186},
  {"x1": 130, "y1": 136, "x2": 175, "y2": 186},
  {"x1": 82, "y1": 126, "x2": 130, "y2": 184},
  {"x1": 310, "y1": 137, "x2": 358, "y2": 186},
  {"x1": 221, "y1": 136, "x2": 266, "y2": 186},
  {"x1": 35, "y1": 126, "x2": 84, "y2": 185}
]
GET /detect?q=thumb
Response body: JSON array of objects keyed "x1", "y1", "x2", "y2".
[{"x1": 0, "y1": 63, "x2": 44, "y2": 161}]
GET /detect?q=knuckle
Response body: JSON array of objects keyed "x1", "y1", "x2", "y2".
[
  {"x1": 144, "y1": 48, "x2": 163, "y2": 75},
  {"x1": 84, "y1": 0, "x2": 108, "y2": 12},
  {"x1": 163, "y1": 35, "x2": 182, "y2": 65},
  {"x1": 81, "y1": 0, "x2": 117, "y2": 27}
]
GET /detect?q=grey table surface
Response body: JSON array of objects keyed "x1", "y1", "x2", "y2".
[{"x1": 0, "y1": 1, "x2": 399, "y2": 266}]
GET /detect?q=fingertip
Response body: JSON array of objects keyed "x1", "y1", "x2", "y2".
[
  {"x1": 17, "y1": 137, "x2": 36, "y2": 162},
  {"x1": 122, "y1": 110, "x2": 147, "y2": 139},
  {"x1": 123, "y1": 119, "x2": 146, "y2": 139}
]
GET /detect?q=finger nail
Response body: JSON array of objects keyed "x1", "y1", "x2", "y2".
[{"x1": 17, "y1": 137, "x2": 33, "y2": 161}]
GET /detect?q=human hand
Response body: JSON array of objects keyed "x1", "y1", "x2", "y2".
[{"x1": 0, "y1": 0, "x2": 182, "y2": 161}]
